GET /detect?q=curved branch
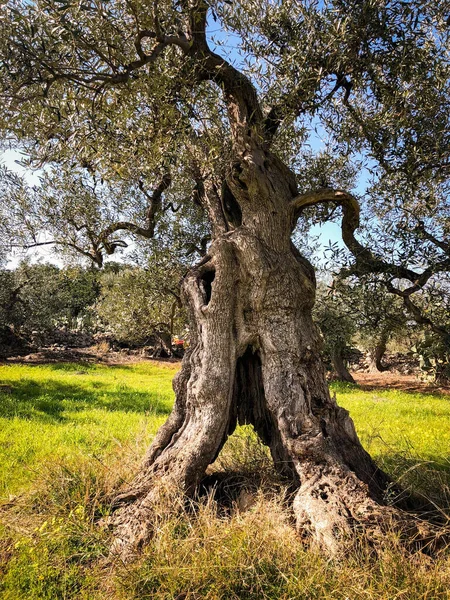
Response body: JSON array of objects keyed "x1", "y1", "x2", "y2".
[
  {"x1": 264, "y1": 74, "x2": 347, "y2": 143},
  {"x1": 414, "y1": 221, "x2": 450, "y2": 256},
  {"x1": 292, "y1": 188, "x2": 450, "y2": 342},
  {"x1": 15, "y1": 240, "x2": 104, "y2": 267},
  {"x1": 99, "y1": 173, "x2": 171, "y2": 242},
  {"x1": 292, "y1": 187, "x2": 367, "y2": 259},
  {"x1": 99, "y1": 220, "x2": 154, "y2": 241},
  {"x1": 291, "y1": 188, "x2": 450, "y2": 285},
  {"x1": 186, "y1": 1, "x2": 264, "y2": 139}
]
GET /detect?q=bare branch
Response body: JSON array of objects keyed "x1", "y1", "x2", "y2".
[
  {"x1": 264, "y1": 74, "x2": 347, "y2": 143},
  {"x1": 413, "y1": 221, "x2": 450, "y2": 256},
  {"x1": 185, "y1": 1, "x2": 264, "y2": 139},
  {"x1": 385, "y1": 281, "x2": 449, "y2": 338},
  {"x1": 97, "y1": 172, "x2": 171, "y2": 246}
]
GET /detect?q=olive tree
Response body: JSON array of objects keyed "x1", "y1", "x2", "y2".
[
  {"x1": 0, "y1": 262, "x2": 99, "y2": 336},
  {"x1": 337, "y1": 279, "x2": 407, "y2": 372},
  {"x1": 330, "y1": 171, "x2": 450, "y2": 376},
  {"x1": 0, "y1": 163, "x2": 182, "y2": 267},
  {"x1": 314, "y1": 282, "x2": 356, "y2": 383},
  {"x1": 1, "y1": 0, "x2": 449, "y2": 557},
  {"x1": 96, "y1": 247, "x2": 188, "y2": 347}
]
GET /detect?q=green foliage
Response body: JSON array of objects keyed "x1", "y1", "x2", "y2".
[
  {"x1": 0, "y1": 256, "x2": 190, "y2": 349},
  {"x1": 0, "y1": 262, "x2": 100, "y2": 337},
  {"x1": 0, "y1": 164, "x2": 211, "y2": 267},
  {"x1": 413, "y1": 332, "x2": 450, "y2": 385},
  {"x1": 314, "y1": 282, "x2": 355, "y2": 355},
  {"x1": 0, "y1": 0, "x2": 449, "y2": 247},
  {"x1": 96, "y1": 265, "x2": 185, "y2": 345},
  {"x1": 96, "y1": 239, "x2": 190, "y2": 344},
  {"x1": 337, "y1": 279, "x2": 407, "y2": 353},
  {"x1": 0, "y1": 0, "x2": 448, "y2": 354},
  {"x1": 0, "y1": 270, "x2": 17, "y2": 327},
  {"x1": 314, "y1": 278, "x2": 410, "y2": 375}
]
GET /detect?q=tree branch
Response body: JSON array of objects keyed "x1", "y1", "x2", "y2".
[
  {"x1": 293, "y1": 188, "x2": 450, "y2": 341},
  {"x1": 14, "y1": 240, "x2": 104, "y2": 267},
  {"x1": 99, "y1": 173, "x2": 171, "y2": 243},
  {"x1": 413, "y1": 221, "x2": 450, "y2": 255},
  {"x1": 185, "y1": 1, "x2": 264, "y2": 140},
  {"x1": 385, "y1": 281, "x2": 449, "y2": 338},
  {"x1": 264, "y1": 73, "x2": 348, "y2": 143},
  {"x1": 291, "y1": 188, "x2": 450, "y2": 285}
]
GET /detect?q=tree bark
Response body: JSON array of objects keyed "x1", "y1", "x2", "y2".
[
  {"x1": 331, "y1": 349, "x2": 356, "y2": 383},
  {"x1": 368, "y1": 333, "x2": 388, "y2": 373},
  {"x1": 109, "y1": 150, "x2": 431, "y2": 559}
]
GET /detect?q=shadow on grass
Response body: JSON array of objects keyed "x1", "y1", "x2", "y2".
[
  {"x1": 43, "y1": 362, "x2": 99, "y2": 372},
  {"x1": 44, "y1": 360, "x2": 180, "y2": 372},
  {"x1": 330, "y1": 378, "x2": 450, "y2": 399},
  {"x1": 45, "y1": 362, "x2": 135, "y2": 372},
  {"x1": 376, "y1": 451, "x2": 450, "y2": 520},
  {"x1": 0, "y1": 376, "x2": 172, "y2": 423}
]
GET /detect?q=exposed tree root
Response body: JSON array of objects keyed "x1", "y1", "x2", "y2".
[
  {"x1": 106, "y1": 461, "x2": 446, "y2": 564},
  {"x1": 293, "y1": 462, "x2": 444, "y2": 558}
]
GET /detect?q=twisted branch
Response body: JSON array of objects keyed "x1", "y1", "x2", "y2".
[{"x1": 291, "y1": 188, "x2": 450, "y2": 337}]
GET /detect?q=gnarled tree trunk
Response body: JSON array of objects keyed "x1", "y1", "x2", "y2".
[
  {"x1": 110, "y1": 148, "x2": 428, "y2": 560},
  {"x1": 368, "y1": 333, "x2": 389, "y2": 372},
  {"x1": 331, "y1": 348, "x2": 355, "y2": 383}
]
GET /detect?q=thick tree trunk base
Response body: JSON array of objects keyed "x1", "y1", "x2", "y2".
[
  {"x1": 292, "y1": 459, "x2": 441, "y2": 557},
  {"x1": 107, "y1": 231, "x2": 442, "y2": 562},
  {"x1": 331, "y1": 350, "x2": 355, "y2": 383}
]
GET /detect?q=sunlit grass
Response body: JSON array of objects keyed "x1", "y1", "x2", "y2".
[
  {"x1": 0, "y1": 362, "x2": 177, "y2": 496},
  {"x1": 331, "y1": 380, "x2": 450, "y2": 462},
  {"x1": 331, "y1": 380, "x2": 450, "y2": 505}
]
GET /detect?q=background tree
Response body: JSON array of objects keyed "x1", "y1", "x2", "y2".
[
  {"x1": 0, "y1": 163, "x2": 208, "y2": 267},
  {"x1": 314, "y1": 282, "x2": 356, "y2": 383},
  {"x1": 96, "y1": 245, "x2": 187, "y2": 348},
  {"x1": 336, "y1": 279, "x2": 407, "y2": 373},
  {"x1": 0, "y1": 262, "x2": 99, "y2": 333},
  {"x1": 0, "y1": 268, "x2": 26, "y2": 351},
  {"x1": 314, "y1": 278, "x2": 409, "y2": 380},
  {"x1": 326, "y1": 178, "x2": 450, "y2": 378},
  {"x1": 1, "y1": 0, "x2": 449, "y2": 557},
  {"x1": 409, "y1": 278, "x2": 450, "y2": 384}
]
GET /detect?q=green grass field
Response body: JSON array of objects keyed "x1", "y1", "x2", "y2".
[
  {"x1": 0, "y1": 361, "x2": 176, "y2": 497},
  {"x1": 0, "y1": 361, "x2": 449, "y2": 599}
]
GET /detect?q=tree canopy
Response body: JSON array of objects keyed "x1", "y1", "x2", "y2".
[{"x1": 1, "y1": 0, "x2": 449, "y2": 306}]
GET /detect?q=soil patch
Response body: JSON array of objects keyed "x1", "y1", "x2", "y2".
[{"x1": 353, "y1": 371, "x2": 450, "y2": 396}]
